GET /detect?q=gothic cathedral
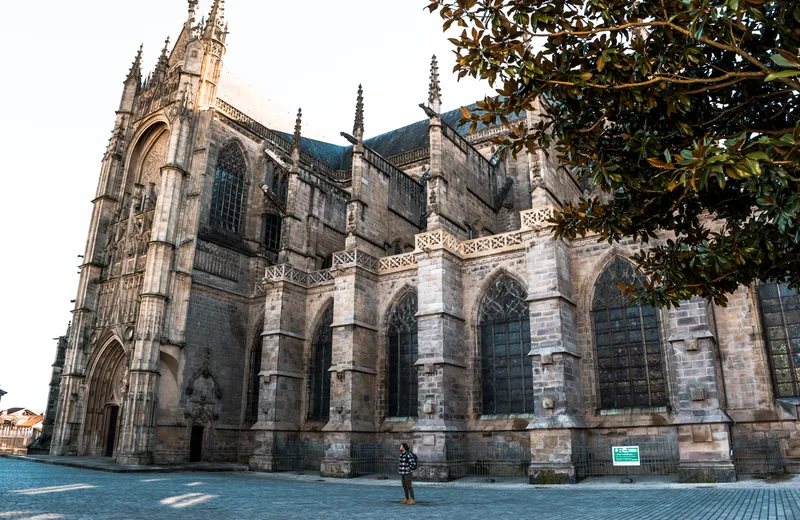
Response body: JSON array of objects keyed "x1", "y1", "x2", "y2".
[{"x1": 46, "y1": 1, "x2": 800, "y2": 483}]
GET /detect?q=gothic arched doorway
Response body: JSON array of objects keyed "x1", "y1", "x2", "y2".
[{"x1": 81, "y1": 339, "x2": 127, "y2": 457}]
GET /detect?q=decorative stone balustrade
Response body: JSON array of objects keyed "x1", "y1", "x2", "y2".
[
  {"x1": 520, "y1": 206, "x2": 555, "y2": 231},
  {"x1": 261, "y1": 264, "x2": 334, "y2": 288},
  {"x1": 413, "y1": 228, "x2": 527, "y2": 260},
  {"x1": 378, "y1": 252, "x2": 417, "y2": 272},
  {"x1": 332, "y1": 250, "x2": 380, "y2": 272}
]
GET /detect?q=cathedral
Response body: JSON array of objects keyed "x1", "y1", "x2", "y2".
[{"x1": 46, "y1": 0, "x2": 800, "y2": 483}]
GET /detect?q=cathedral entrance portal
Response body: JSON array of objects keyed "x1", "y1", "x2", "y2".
[
  {"x1": 81, "y1": 339, "x2": 127, "y2": 457},
  {"x1": 190, "y1": 426, "x2": 204, "y2": 462},
  {"x1": 105, "y1": 406, "x2": 119, "y2": 457}
]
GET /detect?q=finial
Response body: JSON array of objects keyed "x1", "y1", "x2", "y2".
[
  {"x1": 154, "y1": 37, "x2": 171, "y2": 79},
  {"x1": 292, "y1": 108, "x2": 302, "y2": 151},
  {"x1": 187, "y1": 0, "x2": 198, "y2": 25},
  {"x1": 353, "y1": 84, "x2": 364, "y2": 141},
  {"x1": 126, "y1": 44, "x2": 143, "y2": 84},
  {"x1": 428, "y1": 54, "x2": 442, "y2": 113},
  {"x1": 205, "y1": 0, "x2": 226, "y2": 39}
]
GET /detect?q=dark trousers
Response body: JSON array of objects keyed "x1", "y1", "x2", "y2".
[{"x1": 401, "y1": 474, "x2": 414, "y2": 500}]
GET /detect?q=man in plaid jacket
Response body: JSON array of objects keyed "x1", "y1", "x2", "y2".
[{"x1": 398, "y1": 443, "x2": 417, "y2": 505}]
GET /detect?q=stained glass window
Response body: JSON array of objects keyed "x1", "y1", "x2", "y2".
[
  {"x1": 309, "y1": 306, "x2": 333, "y2": 420},
  {"x1": 388, "y1": 291, "x2": 418, "y2": 417},
  {"x1": 592, "y1": 258, "x2": 666, "y2": 409},
  {"x1": 209, "y1": 144, "x2": 247, "y2": 233},
  {"x1": 478, "y1": 276, "x2": 534, "y2": 414},
  {"x1": 757, "y1": 282, "x2": 800, "y2": 398}
]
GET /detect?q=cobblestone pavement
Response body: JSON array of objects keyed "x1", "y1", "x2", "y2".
[{"x1": 3, "y1": 458, "x2": 800, "y2": 519}]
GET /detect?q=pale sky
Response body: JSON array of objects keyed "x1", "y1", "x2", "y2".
[{"x1": 0, "y1": 1, "x2": 493, "y2": 411}]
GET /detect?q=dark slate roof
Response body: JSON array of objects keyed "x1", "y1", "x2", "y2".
[
  {"x1": 277, "y1": 103, "x2": 526, "y2": 172},
  {"x1": 274, "y1": 131, "x2": 350, "y2": 171}
]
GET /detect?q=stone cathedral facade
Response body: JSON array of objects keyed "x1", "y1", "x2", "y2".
[{"x1": 49, "y1": 1, "x2": 800, "y2": 483}]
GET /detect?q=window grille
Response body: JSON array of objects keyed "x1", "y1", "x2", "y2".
[
  {"x1": 209, "y1": 144, "x2": 247, "y2": 233},
  {"x1": 263, "y1": 214, "x2": 282, "y2": 251},
  {"x1": 478, "y1": 276, "x2": 534, "y2": 414},
  {"x1": 757, "y1": 282, "x2": 800, "y2": 398},
  {"x1": 592, "y1": 258, "x2": 666, "y2": 409},
  {"x1": 309, "y1": 306, "x2": 334, "y2": 420},
  {"x1": 388, "y1": 291, "x2": 418, "y2": 417}
]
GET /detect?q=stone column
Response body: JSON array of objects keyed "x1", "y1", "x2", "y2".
[
  {"x1": 115, "y1": 116, "x2": 189, "y2": 464},
  {"x1": 668, "y1": 298, "x2": 734, "y2": 483},
  {"x1": 412, "y1": 230, "x2": 467, "y2": 481},
  {"x1": 321, "y1": 250, "x2": 379, "y2": 477},
  {"x1": 521, "y1": 209, "x2": 584, "y2": 484},
  {"x1": 250, "y1": 267, "x2": 307, "y2": 471}
]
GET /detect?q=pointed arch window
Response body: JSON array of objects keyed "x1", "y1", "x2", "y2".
[
  {"x1": 268, "y1": 162, "x2": 289, "y2": 204},
  {"x1": 388, "y1": 291, "x2": 419, "y2": 417},
  {"x1": 246, "y1": 330, "x2": 263, "y2": 422},
  {"x1": 756, "y1": 282, "x2": 800, "y2": 398},
  {"x1": 592, "y1": 258, "x2": 666, "y2": 409},
  {"x1": 479, "y1": 276, "x2": 534, "y2": 414},
  {"x1": 210, "y1": 143, "x2": 247, "y2": 233},
  {"x1": 262, "y1": 213, "x2": 282, "y2": 252},
  {"x1": 309, "y1": 306, "x2": 334, "y2": 420}
]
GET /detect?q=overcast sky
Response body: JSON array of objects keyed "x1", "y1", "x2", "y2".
[{"x1": 0, "y1": 1, "x2": 493, "y2": 411}]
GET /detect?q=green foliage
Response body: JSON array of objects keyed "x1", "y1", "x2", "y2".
[{"x1": 430, "y1": 0, "x2": 800, "y2": 306}]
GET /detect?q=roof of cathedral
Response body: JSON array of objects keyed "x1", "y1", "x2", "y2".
[{"x1": 273, "y1": 103, "x2": 526, "y2": 172}]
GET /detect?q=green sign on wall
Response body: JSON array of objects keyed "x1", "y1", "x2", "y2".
[{"x1": 612, "y1": 446, "x2": 640, "y2": 466}]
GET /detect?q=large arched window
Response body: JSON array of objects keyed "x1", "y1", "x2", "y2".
[
  {"x1": 309, "y1": 306, "x2": 334, "y2": 420},
  {"x1": 478, "y1": 276, "x2": 534, "y2": 414},
  {"x1": 209, "y1": 143, "x2": 247, "y2": 233},
  {"x1": 756, "y1": 282, "x2": 800, "y2": 398},
  {"x1": 387, "y1": 291, "x2": 418, "y2": 417},
  {"x1": 592, "y1": 258, "x2": 666, "y2": 409}
]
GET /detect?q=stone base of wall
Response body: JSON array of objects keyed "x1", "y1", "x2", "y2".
[
  {"x1": 415, "y1": 462, "x2": 450, "y2": 482},
  {"x1": 528, "y1": 462, "x2": 577, "y2": 484},
  {"x1": 678, "y1": 462, "x2": 736, "y2": 483},
  {"x1": 249, "y1": 454, "x2": 278, "y2": 472},
  {"x1": 116, "y1": 452, "x2": 154, "y2": 465},
  {"x1": 321, "y1": 458, "x2": 355, "y2": 478}
]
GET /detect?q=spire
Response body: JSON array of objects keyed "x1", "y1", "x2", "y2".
[
  {"x1": 353, "y1": 84, "x2": 364, "y2": 142},
  {"x1": 292, "y1": 108, "x2": 302, "y2": 151},
  {"x1": 205, "y1": 0, "x2": 226, "y2": 41},
  {"x1": 154, "y1": 37, "x2": 170, "y2": 80},
  {"x1": 292, "y1": 108, "x2": 302, "y2": 168},
  {"x1": 125, "y1": 44, "x2": 143, "y2": 85},
  {"x1": 428, "y1": 54, "x2": 442, "y2": 113}
]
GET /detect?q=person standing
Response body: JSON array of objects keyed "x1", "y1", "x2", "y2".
[{"x1": 398, "y1": 443, "x2": 417, "y2": 505}]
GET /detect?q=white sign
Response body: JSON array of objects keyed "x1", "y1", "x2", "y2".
[{"x1": 612, "y1": 446, "x2": 641, "y2": 466}]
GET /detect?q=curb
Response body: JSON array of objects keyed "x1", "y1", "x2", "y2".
[{"x1": 1, "y1": 454, "x2": 249, "y2": 474}]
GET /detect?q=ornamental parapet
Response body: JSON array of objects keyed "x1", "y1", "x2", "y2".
[
  {"x1": 379, "y1": 252, "x2": 418, "y2": 273},
  {"x1": 332, "y1": 249, "x2": 380, "y2": 272},
  {"x1": 258, "y1": 264, "x2": 334, "y2": 291},
  {"x1": 412, "y1": 228, "x2": 527, "y2": 260},
  {"x1": 520, "y1": 206, "x2": 555, "y2": 232}
]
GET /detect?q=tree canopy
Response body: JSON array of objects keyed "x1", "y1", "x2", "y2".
[{"x1": 430, "y1": 0, "x2": 800, "y2": 306}]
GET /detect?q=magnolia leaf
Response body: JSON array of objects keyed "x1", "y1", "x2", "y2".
[{"x1": 765, "y1": 70, "x2": 800, "y2": 81}]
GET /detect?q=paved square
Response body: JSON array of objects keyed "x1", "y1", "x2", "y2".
[{"x1": 2, "y1": 458, "x2": 800, "y2": 519}]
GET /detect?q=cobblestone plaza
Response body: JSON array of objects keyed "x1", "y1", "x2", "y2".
[{"x1": 3, "y1": 458, "x2": 800, "y2": 519}]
